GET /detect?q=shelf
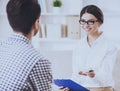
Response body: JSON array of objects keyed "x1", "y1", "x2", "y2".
[
  {"x1": 39, "y1": 38, "x2": 80, "y2": 42},
  {"x1": 38, "y1": 43, "x2": 77, "y2": 51},
  {"x1": 32, "y1": 0, "x2": 81, "y2": 51},
  {"x1": 32, "y1": 38, "x2": 79, "y2": 51},
  {"x1": 41, "y1": 13, "x2": 79, "y2": 16}
]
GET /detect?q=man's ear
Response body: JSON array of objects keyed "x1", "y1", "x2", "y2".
[
  {"x1": 34, "y1": 19, "x2": 40, "y2": 30},
  {"x1": 31, "y1": 18, "x2": 40, "y2": 36}
]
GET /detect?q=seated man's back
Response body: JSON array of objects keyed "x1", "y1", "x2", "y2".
[
  {"x1": 0, "y1": 33, "x2": 52, "y2": 91},
  {"x1": 0, "y1": 0, "x2": 52, "y2": 90}
]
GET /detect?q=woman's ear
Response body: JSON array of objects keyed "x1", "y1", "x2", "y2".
[{"x1": 98, "y1": 22, "x2": 102, "y2": 27}]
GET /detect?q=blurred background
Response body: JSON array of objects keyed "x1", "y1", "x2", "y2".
[{"x1": 0, "y1": 0, "x2": 120, "y2": 79}]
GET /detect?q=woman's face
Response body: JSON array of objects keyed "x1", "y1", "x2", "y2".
[{"x1": 80, "y1": 13, "x2": 101, "y2": 34}]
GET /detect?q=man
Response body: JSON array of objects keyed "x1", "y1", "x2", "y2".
[{"x1": 0, "y1": 0, "x2": 52, "y2": 90}]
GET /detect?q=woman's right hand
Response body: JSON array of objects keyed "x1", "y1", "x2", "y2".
[
  {"x1": 78, "y1": 70, "x2": 95, "y2": 78},
  {"x1": 78, "y1": 71, "x2": 87, "y2": 76}
]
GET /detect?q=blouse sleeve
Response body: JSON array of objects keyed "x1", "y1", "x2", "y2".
[{"x1": 93, "y1": 46, "x2": 117, "y2": 86}]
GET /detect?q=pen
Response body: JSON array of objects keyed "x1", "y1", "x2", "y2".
[{"x1": 89, "y1": 70, "x2": 94, "y2": 72}]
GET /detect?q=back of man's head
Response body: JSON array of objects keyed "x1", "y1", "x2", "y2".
[{"x1": 6, "y1": 0, "x2": 41, "y2": 35}]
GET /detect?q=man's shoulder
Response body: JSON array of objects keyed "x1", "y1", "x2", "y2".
[{"x1": 26, "y1": 47, "x2": 50, "y2": 64}]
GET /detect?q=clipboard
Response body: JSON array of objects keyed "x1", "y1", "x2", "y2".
[{"x1": 54, "y1": 79, "x2": 89, "y2": 91}]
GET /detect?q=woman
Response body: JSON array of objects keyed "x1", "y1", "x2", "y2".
[{"x1": 61, "y1": 5, "x2": 117, "y2": 91}]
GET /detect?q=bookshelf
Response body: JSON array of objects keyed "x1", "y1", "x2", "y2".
[
  {"x1": 33, "y1": 0, "x2": 83, "y2": 52},
  {"x1": 39, "y1": 1, "x2": 82, "y2": 38}
]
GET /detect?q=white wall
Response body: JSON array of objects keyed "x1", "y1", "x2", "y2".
[
  {"x1": 39, "y1": 51, "x2": 73, "y2": 79},
  {"x1": 83, "y1": 0, "x2": 120, "y2": 13},
  {"x1": 102, "y1": 14, "x2": 120, "y2": 49},
  {"x1": 0, "y1": 15, "x2": 13, "y2": 40},
  {"x1": 0, "y1": 0, "x2": 9, "y2": 14},
  {"x1": 45, "y1": 0, "x2": 82, "y2": 14},
  {"x1": 0, "y1": 0, "x2": 12, "y2": 40}
]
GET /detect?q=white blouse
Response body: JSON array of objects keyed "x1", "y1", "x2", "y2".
[{"x1": 71, "y1": 33, "x2": 117, "y2": 87}]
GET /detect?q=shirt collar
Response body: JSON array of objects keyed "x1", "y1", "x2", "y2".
[
  {"x1": 93, "y1": 32, "x2": 105, "y2": 45},
  {"x1": 85, "y1": 32, "x2": 105, "y2": 47},
  {"x1": 8, "y1": 32, "x2": 31, "y2": 45}
]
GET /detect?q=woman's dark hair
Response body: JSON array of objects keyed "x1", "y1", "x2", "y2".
[
  {"x1": 6, "y1": 0, "x2": 41, "y2": 35},
  {"x1": 80, "y1": 5, "x2": 104, "y2": 24}
]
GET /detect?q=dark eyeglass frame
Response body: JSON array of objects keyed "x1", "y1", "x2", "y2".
[{"x1": 79, "y1": 19, "x2": 98, "y2": 25}]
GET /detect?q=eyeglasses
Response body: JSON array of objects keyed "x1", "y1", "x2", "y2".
[{"x1": 79, "y1": 19, "x2": 98, "y2": 25}]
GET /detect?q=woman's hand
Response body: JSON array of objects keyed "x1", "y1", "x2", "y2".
[
  {"x1": 78, "y1": 70, "x2": 95, "y2": 78},
  {"x1": 59, "y1": 86, "x2": 70, "y2": 91},
  {"x1": 78, "y1": 71, "x2": 87, "y2": 76},
  {"x1": 87, "y1": 71, "x2": 95, "y2": 78}
]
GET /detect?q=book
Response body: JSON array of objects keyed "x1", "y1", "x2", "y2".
[
  {"x1": 61, "y1": 24, "x2": 67, "y2": 38},
  {"x1": 54, "y1": 79, "x2": 89, "y2": 91},
  {"x1": 40, "y1": 24, "x2": 46, "y2": 38}
]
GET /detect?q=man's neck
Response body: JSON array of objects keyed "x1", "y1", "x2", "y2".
[{"x1": 14, "y1": 31, "x2": 32, "y2": 40}]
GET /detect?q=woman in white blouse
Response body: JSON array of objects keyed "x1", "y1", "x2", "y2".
[{"x1": 60, "y1": 5, "x2": 117, "y2": 91}]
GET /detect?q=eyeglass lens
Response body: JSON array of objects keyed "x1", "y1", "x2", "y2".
[{"x1": 79, "y1": 19, "x2": 98, "y2": 25}]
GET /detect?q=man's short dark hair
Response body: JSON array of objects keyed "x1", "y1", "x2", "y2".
[{"x1": 6, "y1": 0, "x2": 41, "y2": 35}]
